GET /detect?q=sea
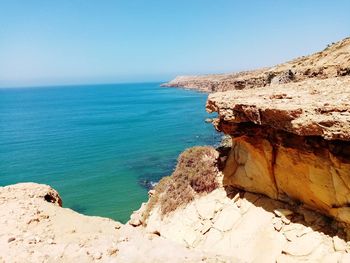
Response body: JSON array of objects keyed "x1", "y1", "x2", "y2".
[{"x1": 0, "y1": 83, "x2": 220, "y2": 223}]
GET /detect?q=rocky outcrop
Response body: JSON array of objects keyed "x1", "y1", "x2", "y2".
[
  {"x1": 139, "y1": 187, "x2": 350, "y2": 262},
  {"x1": 0, "y1": 183, "x2": 222, "y2": 262},
  {"x1": 206, "y1": 77, "x2": 350, "y2": 140},
  {"x1": 163, "y1": 37, "x2": 350, "y2": 92},
  {"x1": 206, "y1": 76, "x2": 350, "y2": 225},
  {"x1": 128, "y1": 143, "x2": 350, "y2": 262}
]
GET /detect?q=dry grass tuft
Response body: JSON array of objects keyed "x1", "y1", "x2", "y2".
[{"x1": 142, "y1": 146, "x2": 219, "y2": 223}]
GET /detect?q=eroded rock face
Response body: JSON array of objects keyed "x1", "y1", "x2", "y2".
[
  {"x1": 206, "y1": 76, "x2": 350, "y2": 225},
  {"x1": 207, "y1": 77, "x2": 350, "y2": 141},
  {"x1": 222, "y1": 132, "x2": 350, "y2": 224}
]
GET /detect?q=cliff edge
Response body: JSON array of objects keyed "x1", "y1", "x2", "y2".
[{"x1": 0, "y1": 183, "x2": 221, "y2": 263}]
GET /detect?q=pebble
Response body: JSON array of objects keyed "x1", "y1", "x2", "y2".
[
  {"x1": 282, "y1": 217, "x2": 291, "y2": 225},
  {"x1": 333, "y1": 236, "x2": 347, "y2": 251},
  {"x1": 274, "y1": 209, "x2": 293, "y2": 218}
]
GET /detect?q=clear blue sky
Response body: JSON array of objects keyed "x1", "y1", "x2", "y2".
[{"x1": 0, "y1": 0, "x2": 349, "y2": 87}]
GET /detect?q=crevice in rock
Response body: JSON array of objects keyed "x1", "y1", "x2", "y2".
[{"x1": 270, "y1": 141, "x2": 280, "y2": 198}]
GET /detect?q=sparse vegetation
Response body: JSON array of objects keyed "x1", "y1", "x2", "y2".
[{"x1": 142, "y1": 146, "x2": 219, "y2": 223}]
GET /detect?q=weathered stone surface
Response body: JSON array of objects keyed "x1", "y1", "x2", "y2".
[
  {"x1": 0, "y1": 183, "x2": 220, "y2": 263},
  {"x1": 223, "y1": 137, "x2": 277, "y2": 199},
  {"x1": 142, "y1": 187, "x2": 349, "y2": 262},
  {"x1": 212, "y1": 205, "x2": 240, "y2": 232},
  {"x1": 0, "y1": 182, "x2": 62, "y2": 206},
  {"x1": 128, "y1": 202, "x2": 146, "y2": 226},
  {"x1": 333, "y1": 236, "x2": 347, "y2": 251},
  {"x1": 220, "y1": 131, "x2": 350, "y2": 224},
  {"x1": 2, "y1": 182, "x2": 349, "y2": 262},
  {"x1": 282, "y1": 232, "x2": 322, "y2": 256},
  {"x1": 207, "y1": 77, "x2": 350, "y2": 140}
]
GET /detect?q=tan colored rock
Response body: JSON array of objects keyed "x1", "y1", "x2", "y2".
[
  {"x1": 128, "y1": 202, "x2": 147, "y2": 227},
  {"x1": 212, "y1": 205, "x2": 240, "y2": 232},
  {"x1": 143, "y1": 186, "x2": 349, "y2": 262},
  {"x1": 213, "y1": 119, "x2": 350, "y2": 224},
  {"x1": 274, "y1": 209, "x2": 294, "y2": 218},
  {"x1": 282, "y1": 232, "x2": 322, "y2": 256},
  {"x1": 223, "y1": 137, "x2": 278, "y2": 199},
  {"x1": 333, "y1": 236, "x2": 347, "y2": 251},
  {"x1": 195, "y1": 198, "x2": 217, "y2": 220},
  {"x1": 282, "y1": 217, "x2": 291, "y2": 225},
  {"x1": 0, "y1": 183, "x2": 222, "y2": 263},
  {"x1": 207, "y1": 76, "x2": 350, "y2": 140}
]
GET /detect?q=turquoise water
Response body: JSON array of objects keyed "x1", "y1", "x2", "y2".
[{"x1": 0, "y1": 83, "x2": 219, "y2": 222}]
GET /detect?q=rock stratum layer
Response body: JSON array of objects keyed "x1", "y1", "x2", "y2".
[
  {"x1": 206, "y1": 76, "x2": 350, "y2": 225},
  {"x1": 163, "y1": 37, "x2": 350, "y2": 92}
]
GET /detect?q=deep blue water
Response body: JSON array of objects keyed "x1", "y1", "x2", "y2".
[{"x1": 0, "y1": 83, "x2": 219, "y2": 222}]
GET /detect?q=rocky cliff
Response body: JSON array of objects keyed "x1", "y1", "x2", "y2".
[
  {"x1": 140, "y1": 37, "x2": 350, "y2": 262},
  {"x1": 206, "y1": 76, "x2": 350, "y2": 225},
  {"x1": 2, "y1": 37, "x2": 350, "y2": 262},
  {"x1": 163, "y1": 37, "x2": 350, "y2": 92}
]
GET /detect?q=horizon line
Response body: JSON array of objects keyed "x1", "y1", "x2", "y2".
[{"x1": 0, "y1": 80, "x2": 168, "y2": 90}]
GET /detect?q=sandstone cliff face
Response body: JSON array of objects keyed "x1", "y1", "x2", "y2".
[
  {"x1": 163, "y1": 37, "x2": 350, "y2": 92},
  {"x1": 206, "y1": 76, "x2": 350, "y2": 225}
]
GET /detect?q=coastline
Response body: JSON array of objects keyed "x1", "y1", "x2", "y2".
[
  {"x1": 162, "y1": 37, "x2": 350, "y2": 93},
  {"x1": 1, "y1": 37, "x2": 350, "y2": 262}
]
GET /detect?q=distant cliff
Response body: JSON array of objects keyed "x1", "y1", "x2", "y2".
[{"x1": 162, "y1": 37, "x2": 350, "y2": 92}]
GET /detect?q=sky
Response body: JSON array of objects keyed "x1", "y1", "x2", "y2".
[{"x1": 0, "y1": 0, "x2": 349, "y2": 87}]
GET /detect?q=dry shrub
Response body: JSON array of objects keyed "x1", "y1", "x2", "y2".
[
  {"x1": 142, "y1": 175, "x2": 172, "y2": 222},
  {"x1": 174, "y1": 146, "x2": 219, "y2": 193},
  {"x1": 142, "y1": 146, "x2": 219, "y2": 223}
]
